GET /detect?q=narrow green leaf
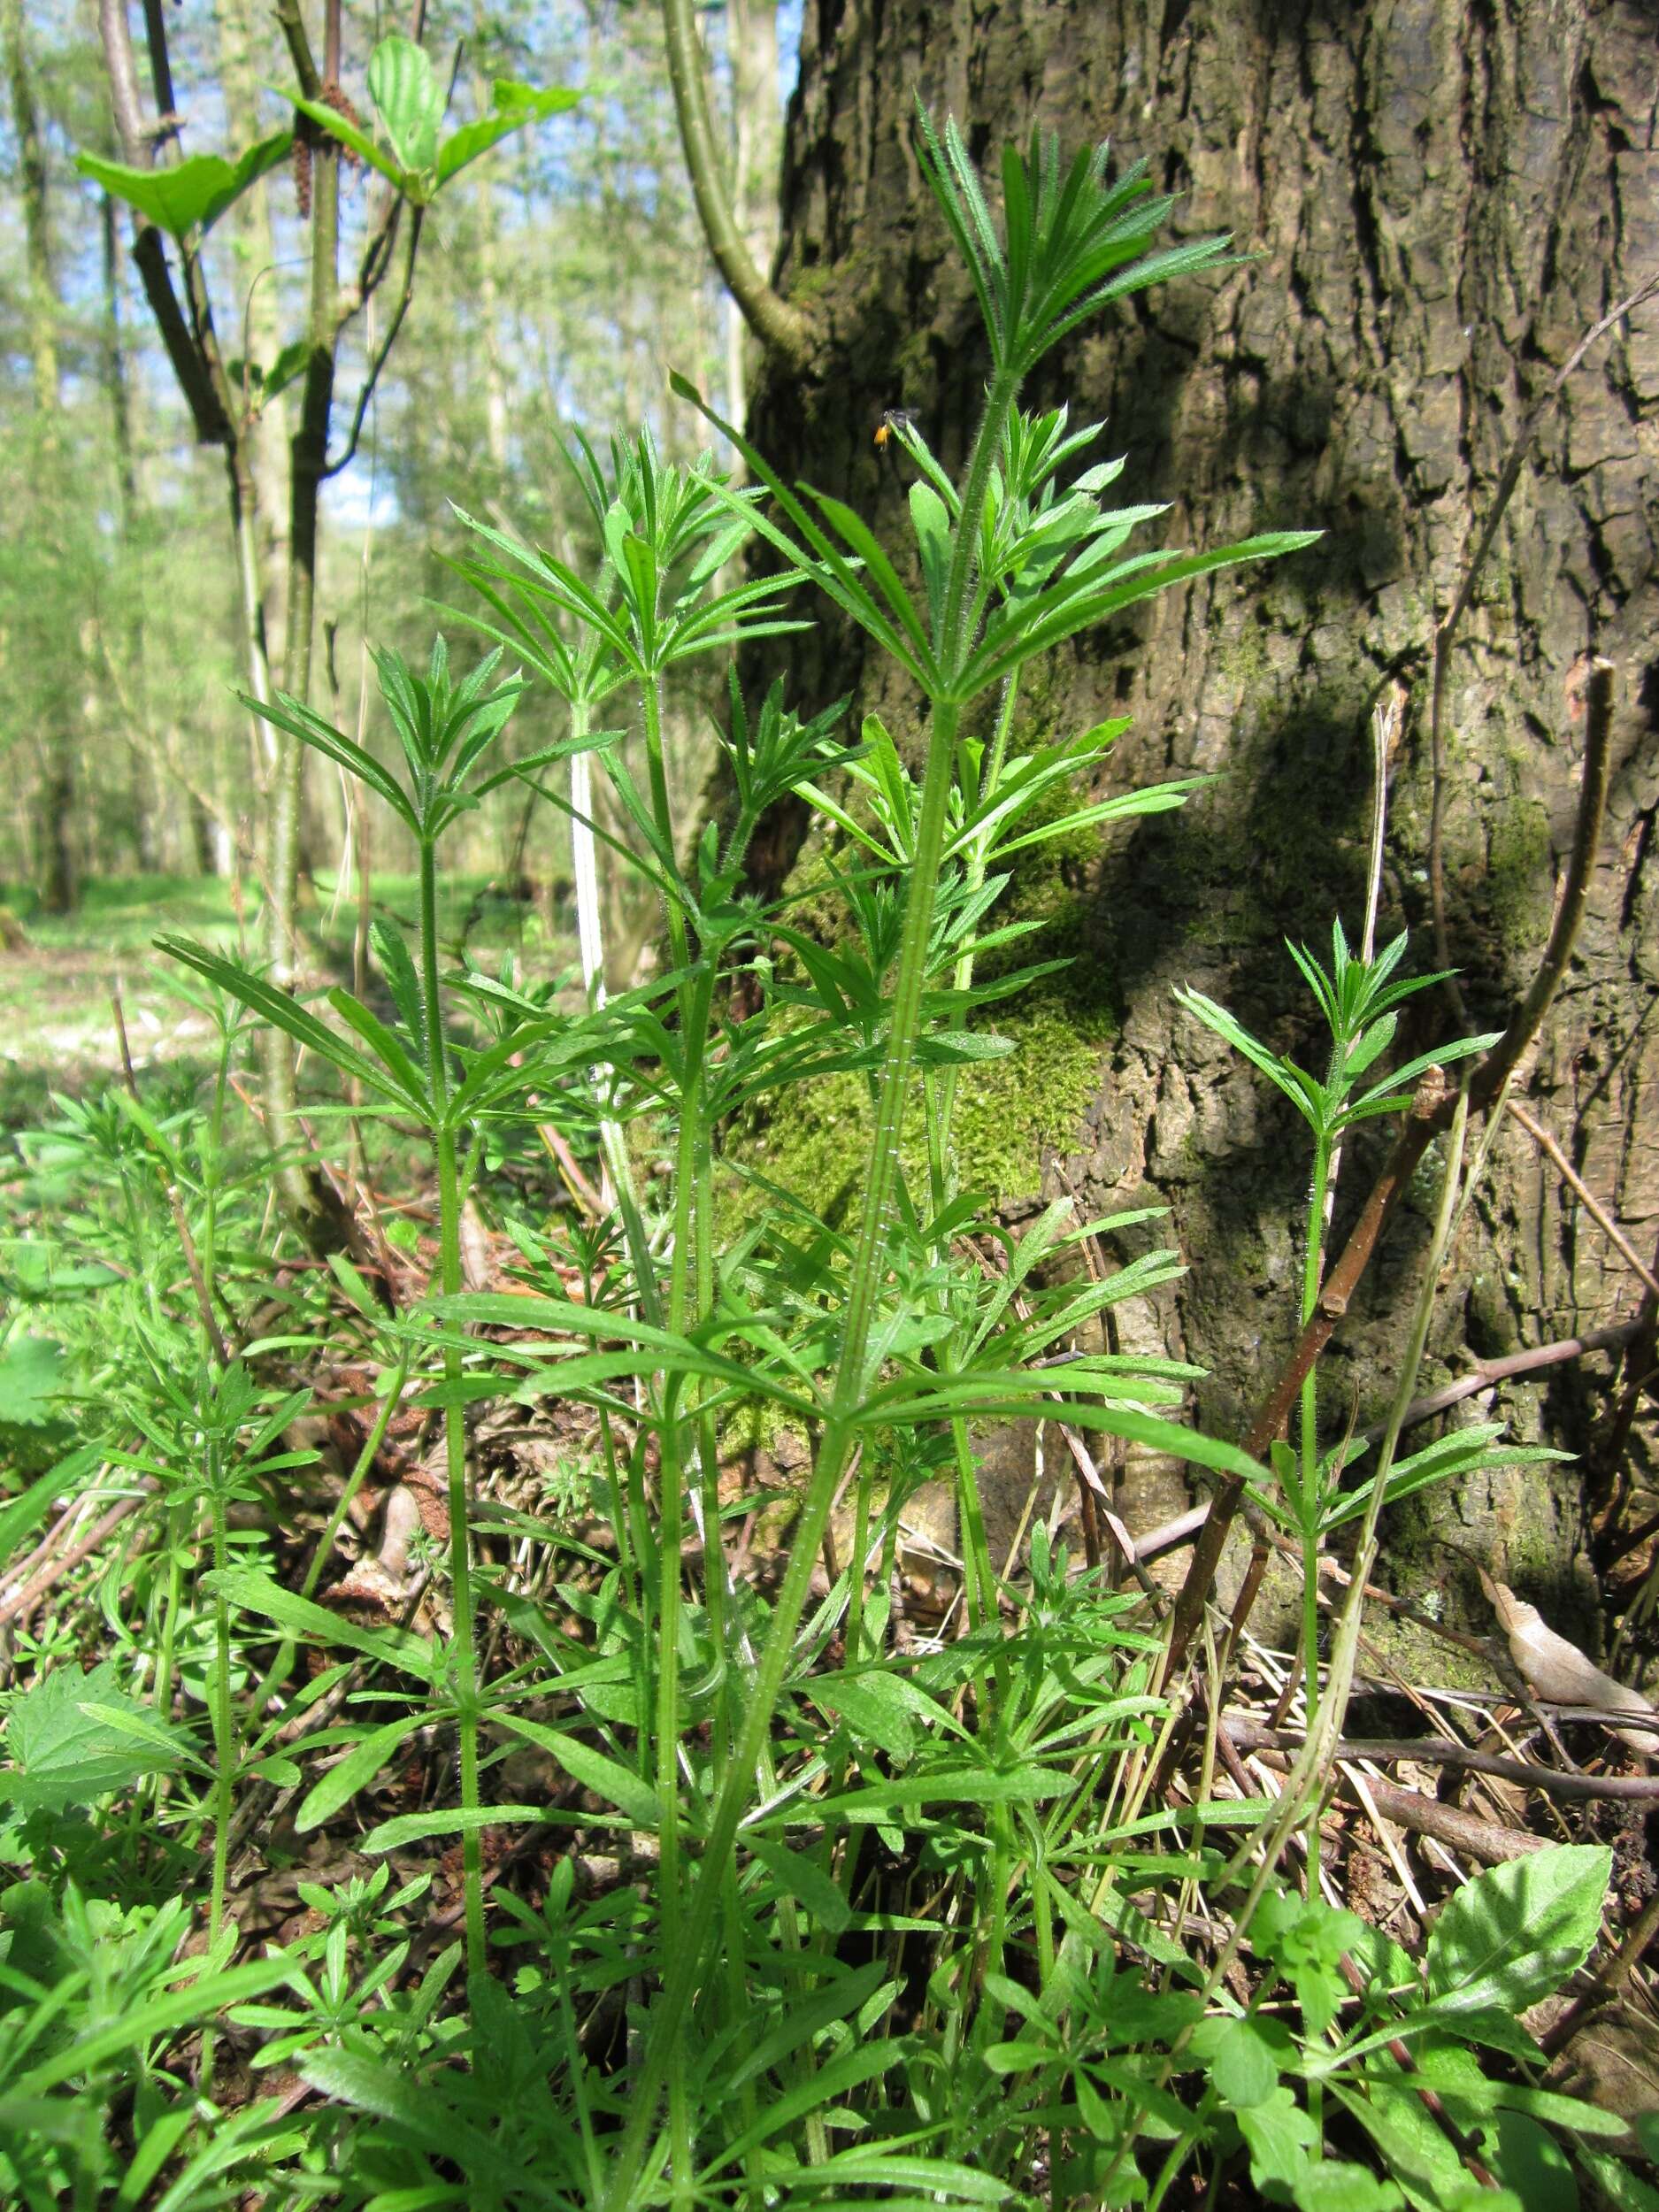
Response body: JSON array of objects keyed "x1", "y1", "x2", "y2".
[
  {"x1": 200, "y1": 1568, "x2": 437, "y2": 1680},
  {"x1": 295, "y1": 1712, "x2": 432, "y2": 1833}
]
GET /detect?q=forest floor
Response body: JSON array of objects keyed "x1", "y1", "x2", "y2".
[{"x1": 0, "y1": 871, "x2": 565, "y2": 1133}]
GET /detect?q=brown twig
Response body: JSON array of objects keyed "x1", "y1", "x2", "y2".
[
  {"x1": 1222, "y1": 1717, "x2": 1659, "y2": 1801},
  {"x1": 1505, "y1": 1100, "x2": 1659, "y2": 1299},
  {"x1": 1371, "y1": 1317, "x2": 1645, "y2": 1439},
  {"x1": 0, "y1": 1484, "x2": 156, "y2": 1630},
  {"x1": 1598, "y1": 1232, "x2": 1659, "y2": 1508}
]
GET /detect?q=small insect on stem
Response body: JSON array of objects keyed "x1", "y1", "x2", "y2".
[{"x1": 875, "y1": 409, "x2": 919, "y2": 470}]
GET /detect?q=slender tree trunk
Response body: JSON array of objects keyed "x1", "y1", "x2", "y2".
[
  {"x1": 262, "y1": 59, "x2": 341, "y2": 1231},
  {"x1": 212, "y1": 0, "x2": 294, "y2": 664},
  {"x1": 4, "y1": 0, "x2": 58, "y2": 415},
  {"x1": 722, "y1": 0, "x2": 781, "y2": 429},
  {"x1": 747, "y1": 0, "x2": 1659, "y2": 1630},
  {"x1": 471, "y1": 21, "x2": 511, "y2": 476},
  {"x1": 6, "y1": 0, "x2": 80, "y2": 912}
]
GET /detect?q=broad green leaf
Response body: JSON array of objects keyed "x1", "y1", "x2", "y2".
[
  {"x1": 367, "y1": 35, "x2": 444, "y2": 180},
  {"x1": 75, "y1": 132, "x2": 293, "y2": 240},
  {"x1": 363, "y1": 1804, "x2": 580, "y2": 1850},
  {"x1": 809, "y1": 1763, "x2": 1067, "y2": 1823},
  {"x1": 744, "y1": 1833, "x2": 852, "y2": 1933},
  {"x1": 811, "y1": 1671, "x2": 920, "y2": 1760},
  {"x1": 1235, "y1": 2085, "x2": 1317, "y2": 2198},
  {"x1": 297, "y1": 2047, "x2": 523, "y2": 2185},
  {"x1": 1425, "y1": 1844, "x2": 1609, "y2": 2016},
  {"x1": 1294, "y1": 2167, "x2": 1404, "y2": 2212},
  {"x1": 0, "y1": 1662, "x2": 186, "y2": 1816},
  {"x1": 794, "y1": 2152, "x2": 1008, "y2": 2201},
  {"x1": 1200, "y1": 2015, "x2": 1279, "y2": 2109},
  {"x1": 0, "y1": 1336, "x2": 70, "y2": 1433},
  {"x1": 435, "y1": 81, "x2": 580, "y2": 185},
  {"x1": 492, "y1": 1712, "x2": 660, "y2": 1826},
  {"x1": 1482, "y1": 2110, "x2": 1577, "y2": 2212},
  {"x1": 723, "y1": 1962, "x2": 889, "y2": 2096},
  {"x1": 700, "y1": 2041, "x2": 901, "y2": 2176}
]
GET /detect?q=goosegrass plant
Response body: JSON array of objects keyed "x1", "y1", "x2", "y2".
[
  {"x1": 1175, "y1": 929, "x2": 1503, "y2": 1728},
  {"x1": 1, "y1": 103, "x2": 1633, "y2": 2212}
]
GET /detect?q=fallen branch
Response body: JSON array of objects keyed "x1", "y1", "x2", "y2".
[
  {"x1": 1222, "y1": 1716, "x2": 1659, "y2": 1802},
  {"x1": 1334, "y1": 1766, "x2": 1546, "y2": 1863},
  {"x1": 1371, "y1": 1317, "x2": 1645, "y2": 1438}
]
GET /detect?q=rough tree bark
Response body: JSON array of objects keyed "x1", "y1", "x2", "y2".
[{"x1": 744, "y1": 0, "x2": 1659, "y2": 1635}]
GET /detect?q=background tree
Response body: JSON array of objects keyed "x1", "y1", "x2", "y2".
[{"x1": 734, "y1": 0, "x2": 1659, "y2": 1624}]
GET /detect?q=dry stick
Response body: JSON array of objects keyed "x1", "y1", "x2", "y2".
[
  {"x1": 1505, "y1": 1098, "x2": 1659, "y2": 1300},
  {"x1": 1221, "y1": 1718, "x2": 1659, "y2": 1803},
  {"x1": 1164, "y1": 661, "x2": 1617, "y2": 1685},
  {"x1": 0, "y1": 1483, "x2": 156, "y2": 1630},
  {"x1": 1427, "y1": 273, "x2": 1659, "y2": 1011},
  {"x1": 1371, "y1": 1317, "x2": 1646, "y2": 1439},
  {"x1": 1600, "y1": 1230, "x2": 1659, "y2": 1509}
]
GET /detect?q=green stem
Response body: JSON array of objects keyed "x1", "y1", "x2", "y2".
[
  {"x1": 419, "y1": 837, "x2": 486, "y2": 1978},
  {"x1": 1298, "y1": 1131, "x2": 1331, "y2": 1732},
  {"x1": 932, "y1": 670, "x2": 1020, "y2": 1194},
  {"x1": 606, "y1": 360, "x2": 1021, "y2": 2211},
  {"x1": 608, "y1": 695, "x2": 964, "y2": 2210},
  {"x1": 570, "y1": 695, "x2": 661, "y2": 1326},
  {"x1": 641, "y1": 674, "x2": 692, "y2": 1004},
  {"x1": 207, "y1": 1464, "x2": 234, "y2": 1945}
]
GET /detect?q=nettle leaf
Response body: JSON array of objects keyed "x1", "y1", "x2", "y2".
[
  {"x1": 1426, "y1": 1843, "x2": 1610, "y2": 2016},
  {"x1": 0, "y1": 1333, "x2": 69, "y2": 1432},
  {"x1": 0, "y1": 1662, "x2": 187, "y2": 1816},
  {"x1": 76, "y1": 131, "x2": 293, "y2": 240}
]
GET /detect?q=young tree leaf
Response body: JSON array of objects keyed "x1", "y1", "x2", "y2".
[
  {"x1": 435, "y1": 81, "x2": 580, "y2": 186},
  {"x1": 76, "y1": 132, "x2": 294, "y2": 241},
  {"x1": 366, "y1": 35, "x2": 445, "y2": 180}
]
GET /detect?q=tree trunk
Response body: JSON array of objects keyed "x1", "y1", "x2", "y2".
[
  {"x1": 723, "y1": 0, "x2": 784, "y2": 428},
  {"x1": 746, "y1": 0, "x2": 1659, "y2": 1635},
  {"x1": 213, "y1": 0, "x2": 293, "y2": 663},
  {"x1": 6, "y1": 0, "x2": 81, "y2": 914},
  {"x1": 4, "y1": 0, "x2": 58, "y2": 414}
]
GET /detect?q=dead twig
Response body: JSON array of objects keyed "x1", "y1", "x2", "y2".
[
  {"x1": 1374, "y1": 1317, "x2": 1646, "y2": 1439},
  {"x1": 0, "y1": 1483, "x2": 156, "y2": 1630},
  {"x1": 1505, "y1": 1100, "x2": 1659, "y2": 1299},
  {"x1": 1222, "y1": 1717, "x2": 1659, "y2": 1802}
]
